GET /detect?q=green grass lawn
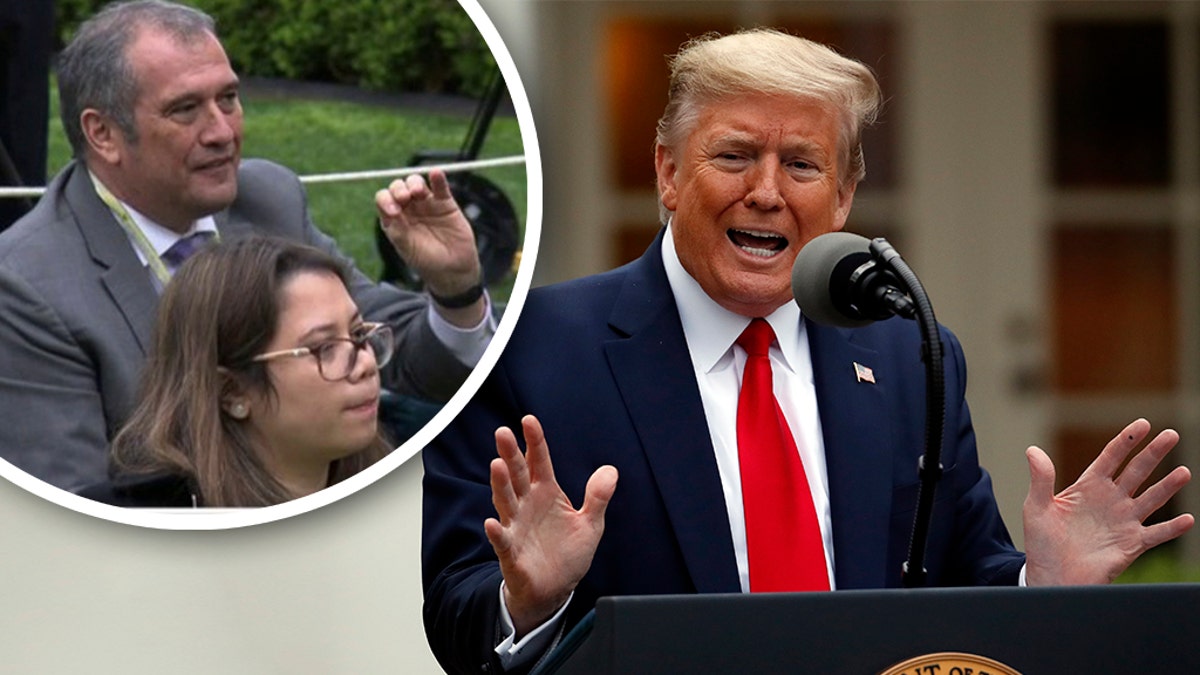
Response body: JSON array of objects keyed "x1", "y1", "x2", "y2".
[{"x1": 46, "y1": 82, "x2": 527, "y2": 296}]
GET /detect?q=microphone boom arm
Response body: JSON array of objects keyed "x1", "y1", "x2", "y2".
[{"x1": 869, "y1": 238, "x2": 944, "y2": 589}]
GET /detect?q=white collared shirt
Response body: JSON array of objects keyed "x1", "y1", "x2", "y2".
[
  {"x1": 118, "y1": 200, "x2": 219, "y2": 276},
  {"x1": 661, "y1": 223, "x2": 836, "y2": 591},
  {"x1": 495, "y1": 226, "x2": 839, "y2": 668}
]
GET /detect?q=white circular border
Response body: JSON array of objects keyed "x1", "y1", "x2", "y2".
[{"x1": 0, "y1": 0, "x2": 542, "y2": 531}]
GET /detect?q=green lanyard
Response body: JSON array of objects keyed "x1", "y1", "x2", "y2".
[{"x1": 89, "y1": 171, "x2": 220, "y2": 286}]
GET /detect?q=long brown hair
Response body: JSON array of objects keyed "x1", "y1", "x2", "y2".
[{"x1": 111, "y1": 236, "x2": 392, "y2": 506}]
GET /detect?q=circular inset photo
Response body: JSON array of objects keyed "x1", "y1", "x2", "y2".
[{"x1": 0, "y1": 0, "x2": 540, "y2": 529}]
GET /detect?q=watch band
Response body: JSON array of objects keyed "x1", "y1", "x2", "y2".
[{"x1": 429, "y1": 283, "x2": 484, "y2": 309}]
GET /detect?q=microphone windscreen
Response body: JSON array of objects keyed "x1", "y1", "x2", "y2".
[{"x1": 791, "y1": 231, "x2": 875, "y2": 328}]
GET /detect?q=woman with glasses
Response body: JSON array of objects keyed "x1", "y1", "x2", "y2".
[{"x1": 80, "y1": 236, "x2": 395, "y2": 507}]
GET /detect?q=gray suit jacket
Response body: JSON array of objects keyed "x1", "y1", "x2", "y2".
[{"x1": 0, "y1": 158, "x2": 471, "y2": 491}]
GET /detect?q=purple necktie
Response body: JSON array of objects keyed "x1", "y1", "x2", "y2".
[{"x1": 161, "y1": 231, "x2": 216, "y2": 270}]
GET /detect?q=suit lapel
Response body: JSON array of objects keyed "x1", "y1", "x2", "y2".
[
  {"x1": 62, "y1": 163, "x2": 158, "y2": 354},
  {"x1": 56, "y1": 162, "x2": 253, "y2": 355},
  {"x1": 604, "y1": 232, "x2": 741, "y2": 593},
  {"x1": 596, "y1": 232, "x2": 902, "y2": 592},
  {"x1": 807, "y1": 320, "x2": 894, "y2": 590}
]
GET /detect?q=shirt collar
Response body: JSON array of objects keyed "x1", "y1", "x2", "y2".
[
  {"x1": 661, "y1": 221, "x2": 805, "y2": 375},
  {"x1": 122, "y1": 201, "x2": 218, "y2": 260},
  {"x1": 90, "y1": 170, "x2": 218, "y2": 262}
]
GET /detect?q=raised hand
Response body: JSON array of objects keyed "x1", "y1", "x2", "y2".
[
  {"x1": 1023, "y1": 418, "x2": 1194, "y2": 586},
  {"x1": 375, "y1": 169, "x2": 484, "y2": 324},
  {"x1": 485, "y1": 415, "x2": 618, "y2": 638}
]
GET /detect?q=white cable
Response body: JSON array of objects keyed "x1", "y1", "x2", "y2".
[
  {"x1": 0, "y1": 187, "x2": 41, "y2": 199},
  {"x1": 299, "y1": 155, "x2": 525, "y2": 184},
  {"x1": 0, "y1": 155, "x2": 526, "y2": 199}
]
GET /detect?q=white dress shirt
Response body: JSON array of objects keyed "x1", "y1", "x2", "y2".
[
  {"x1": 118, "y1": 200, "x2": 219, "y2": 291},
  {"x1": 661, "y1": 224, "x2": 836, "y2": 591},
  {"x1": 497, "y1": 226, "x2": 839, "y2": 668}
]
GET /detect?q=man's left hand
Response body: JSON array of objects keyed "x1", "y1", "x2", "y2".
[
  {"x1": 376, "y1": 169, "x2": 485, "y2": 326},
  {"x1": 1023, "y1": 418, "x2": 1194, "y2": 586}
]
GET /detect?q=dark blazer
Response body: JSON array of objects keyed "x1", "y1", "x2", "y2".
[
  {"x1": 422, "y1": 230, "x2": 1025, "y2": 674},
  {"x1": 0, "y1": 159, "x2": 470, "y2": 491},
  {"x1": 76, "y1": 472, "x2": 199, "y2": 508}
]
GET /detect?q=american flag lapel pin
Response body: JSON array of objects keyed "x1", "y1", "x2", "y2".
[{"x1": 853, "y1": 362, "x2": 876, "y2": 384}]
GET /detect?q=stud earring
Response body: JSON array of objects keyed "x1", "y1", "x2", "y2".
[{"x1": 230, "y1": 402, "x2": 248, "y2": 419}]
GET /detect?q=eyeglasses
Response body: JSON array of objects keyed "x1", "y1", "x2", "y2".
[{"x1": 251, "y1": 322, "x2": 394, "y2": 382}]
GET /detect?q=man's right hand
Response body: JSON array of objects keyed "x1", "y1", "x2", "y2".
[
  {"x1": 485, "y1": 415, "x2": 618, "y2": 639},
  {"x1": 375, "y1": 170, "x2": 486, "y2": 327}
]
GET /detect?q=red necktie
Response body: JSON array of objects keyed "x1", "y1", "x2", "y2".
[{"x1": 736, "y1": 318, "x2": 830, "y2": 592}]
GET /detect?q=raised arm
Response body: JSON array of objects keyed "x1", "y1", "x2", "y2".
[{"x1": 486, "y1": 415, "x2": 618, "y2": 638}]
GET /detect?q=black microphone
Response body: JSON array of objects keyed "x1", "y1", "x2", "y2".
[
  {"x1": 791, "y1": 231, "x2": 916, "y2": 327},
  {"x1": 794, "y1": 231, "x2": 946, "y2": 588}
]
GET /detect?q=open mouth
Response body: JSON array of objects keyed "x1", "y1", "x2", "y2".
[{"x1": 727, "y1": 228, "x2": 788, "y2": 258}]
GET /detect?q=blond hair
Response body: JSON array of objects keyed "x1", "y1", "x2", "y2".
[{"x1": 655, "y1": 28, "x2": 881, "y2": 221}]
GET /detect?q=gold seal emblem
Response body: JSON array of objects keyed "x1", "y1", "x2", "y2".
[{"x1": 879, "y1": 651, "x2": 1022, "y2": 675}]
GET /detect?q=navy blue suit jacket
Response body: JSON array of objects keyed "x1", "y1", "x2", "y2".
[{"x1": 423, "y1": 230, "x2": 1025, "y2": 674}]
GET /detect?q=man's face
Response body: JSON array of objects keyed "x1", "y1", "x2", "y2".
[
  {"x1": 656, "y1": 94, "x2": 857, "y2": 318},
  {"x1": 106, "y1": 28, "x2": 242, "y2": 231}
]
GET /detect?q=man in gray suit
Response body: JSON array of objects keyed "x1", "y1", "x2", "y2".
[{"x1": 0, "y1": 0, "x2": 495, "y2": 492}]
